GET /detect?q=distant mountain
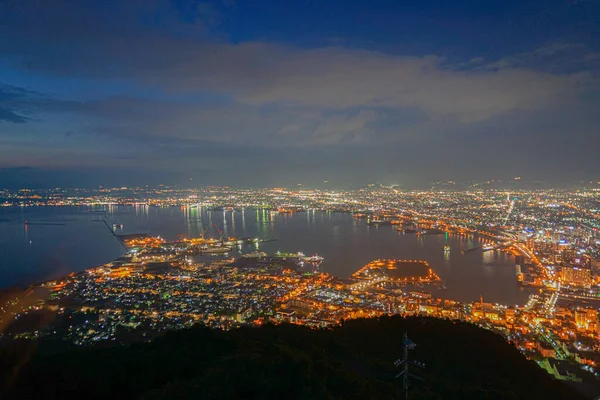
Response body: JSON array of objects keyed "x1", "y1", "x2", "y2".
[{"x1": 0, "y1": 316, "x2": 592, "y2": 399}]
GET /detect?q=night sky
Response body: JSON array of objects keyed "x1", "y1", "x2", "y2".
[{"x1": 1, "y1": 0, "x2": 599, "y2": 188}]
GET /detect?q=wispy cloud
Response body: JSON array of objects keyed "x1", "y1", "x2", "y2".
[
  {"x1": 0, "y1": 108, "x2": 29, "y2": 123},
  {"x1": 0, "y1": 0, "x2": 599, "y2": 184},
  {"x1": 482, "y1": 42, "x2": 600, "y2": 74}
]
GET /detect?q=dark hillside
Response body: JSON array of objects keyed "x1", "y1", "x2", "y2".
[{"x1": 1, "y1": 316, "x2": 588, "y2": 399}]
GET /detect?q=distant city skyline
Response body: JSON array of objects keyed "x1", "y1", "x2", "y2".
[
  {"x1": 1, "y1": 0, "x2": 600, "y2": 187},
  {"x1": 1, "y1": 173, "x2": 599, "y2": 190}
]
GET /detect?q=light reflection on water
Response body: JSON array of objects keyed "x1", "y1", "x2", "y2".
[{"x1": 0, "y1": 205, "x2": 536, "y2": 304}]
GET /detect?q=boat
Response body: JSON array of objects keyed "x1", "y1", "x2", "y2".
[
  {"x1": 201, "y1": 246, "x2": 232, "y2": 254},
  {"x1": 241, "y1": 237, "x2": 269, "y2": 244},
  {"x1": 421, "y1": 228, "x2": 445, "y2": 235},
  {"x1": 277, "y1": 207, "x2": 295, "y2": 214},
  {"x1": 399, "y1": 228, "x2": 418, "y2": 234},
  {"x1": 274, "y1": 251, "x2": 298, "y2": 259},
  {"x1": 295, "y1": 252, "x2": 324, "y2": 263},
  {"x1": 272, "y1": 251, "x2": 324, "y2": 263},
  {"x1": 223, "y1": 237, "x2": 243, "y2": 246},
  {"x1": 242, "y1": 251, "x2": 267, "y2": 258},
  {"x1": 309, "y1": 254, "x2": 324, "y2": 262},
  {"x1": 444, "y1": 245, "x2": 450, "y2": 252},
  {"x1": 461, "y1": 246, "x2": 482, "y2": 254},
  {"x1": 304, "y1": 254, "x2": 324, "y2": 263},
  {"x1": 367, "y1": 219, "x2": 392, "y2": 226}
]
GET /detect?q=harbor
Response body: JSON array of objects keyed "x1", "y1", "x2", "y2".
[{"x1": 1, "y1": 206, "x2": 528, "y2": 305}]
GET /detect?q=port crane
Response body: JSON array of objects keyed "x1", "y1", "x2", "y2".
[
  {"x1": 213, "y1": 223, "x2": 224, "y2": 243},
  {"x1": 199, "y1": 226, "x2": 208, "y2": 240}
]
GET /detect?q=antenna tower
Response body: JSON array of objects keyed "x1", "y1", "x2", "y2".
[{"x1": 394, "y1": 332, "x2": 426, "y2": 400}]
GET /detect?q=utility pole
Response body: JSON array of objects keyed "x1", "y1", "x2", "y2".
[{"x1": 394, "y1": 332, "x2": 425, "y2": 400}]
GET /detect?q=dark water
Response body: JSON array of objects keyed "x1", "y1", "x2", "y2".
[{"x1": 0, "y1": 206, "x2": 535, "y2": 304}]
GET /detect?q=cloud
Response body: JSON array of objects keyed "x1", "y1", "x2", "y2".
[
  {"x1": 483, "y1": 42, "x2": 600, "y2": 74},
  {"x1": 0, "y1": 84, "x2": 42, "y2": 100},
  {"x1": 1, "y1": 45, "x2": 589, "y2": 146},
  {"x1": 21, "y1": 38, "x2": 581, "y2": 125},
  {"x1": 215, "y1": 46, "x2": 586, "y2": 123},
  {"x1": 0, "y1": 166, "x2": 34, "y2": 172},
  {"x1": 0, "y1": 0, "x2": 599, "y2": 184},
  {"x1": 0, "y1": 2, "x2": 593, "y2": 131},
  {"x1": 0, "y1": 83, "x2": 81, "y2": 126},
  {"x1": 0, "y1": 108, "x2": 29, "y2": 123}
]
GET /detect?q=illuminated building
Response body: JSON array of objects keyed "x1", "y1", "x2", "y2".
[
  {"x1": 560, "y1": 265, "x2": 592, "y2": 288},
  {"x1": 515, "y1": 255, "x2": 523, "y2": 278},
  {"x1": 551, "y1": 233, "x2": 562, "y2": 244},
  {"x1": 518, "y1": 232, "x2": 528, "y2": 242},
  {"x1": 574, "y1": 309, "x2": 597, "y2": 331},
  {"x1": 505, "y1": 307, "x2": 516, "y2": 323},
  {"x1": 537, "y1": 342, "x2": 556, "y2": 358},
  {"x1": 561, "y1": 249, "x2": 578, "y2": 266},
  {"x1": 419, "y1": 304, "x2": 438, "y2": 315},
  {"x1": 284, "y1": 298, "x2": 314, "y2": 312}
]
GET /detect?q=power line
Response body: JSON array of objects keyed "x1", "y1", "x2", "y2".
[{"x1": 394, "y1": 332, "x2": 425, "y2": 400}]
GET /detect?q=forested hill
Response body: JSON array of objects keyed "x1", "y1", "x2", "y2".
[{"x1": 1, "y1": 316, "x2": 590, "y2": 399}]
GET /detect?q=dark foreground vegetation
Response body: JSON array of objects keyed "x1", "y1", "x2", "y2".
[{"x1": 0, "y1": 316, "x2": 591, "y2": 399}]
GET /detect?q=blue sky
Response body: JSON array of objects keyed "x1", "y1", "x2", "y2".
[{"x1": 0, "y1": 0, "x2": 599, "y2": 187}]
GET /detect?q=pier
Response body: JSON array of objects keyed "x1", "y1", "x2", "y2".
[{"x1": 24, "y1": 221, "x2": 66, "y2": 226}]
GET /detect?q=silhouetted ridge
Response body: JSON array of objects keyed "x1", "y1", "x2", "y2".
[{"x1": 1, "y1": 316, "x2": 588, "y2": 399}]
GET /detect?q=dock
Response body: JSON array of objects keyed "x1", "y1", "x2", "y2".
[{"x1": 24, "y1": 221, "x2": 66, "y2": 226}]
